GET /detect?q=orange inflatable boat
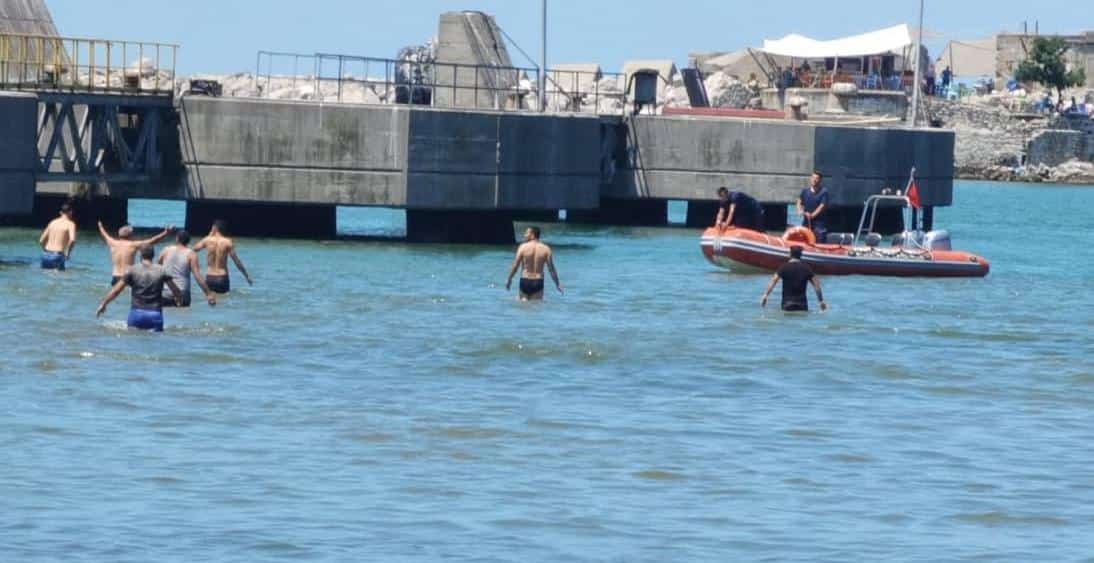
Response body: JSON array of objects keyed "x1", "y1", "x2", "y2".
[{"x1": 700, "y1": 195, "x2": 990, "y2": 277}]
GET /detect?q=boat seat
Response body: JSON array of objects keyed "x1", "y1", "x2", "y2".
[
  {"x1": 863, "y1": 233, "x2": 882, "y2": 247},
  {"x1": 825, "y1": 233, "x2": 853, "y2": 245}
]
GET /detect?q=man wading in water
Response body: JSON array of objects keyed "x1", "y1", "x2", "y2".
[
  {"x1": 38, "y1": 202, "x2": 77, "y2": 270},
  {"x1": 193, "y1": 220, "x2": 253, "y2": 294},
  {"x1": 96, "y1": 244, "x2": 187, "y2": 332},
  {"x1": 98, "y1": 220, "x2": 173, "y2": 286},
  {"x1": 505, "y1": 226, "x2": 563, "y2": 301},
  {"x1": 157, "y1": 229, "x2": 216, "y2": 308},
  {"x1": 760, "y1": 246, "x2": 828, "y2": 312}
]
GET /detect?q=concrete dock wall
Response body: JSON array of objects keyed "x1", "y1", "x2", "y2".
[
  {"x1": 0, "y1": 92, "x2": 38, "y2": 215},
  {"x1": 606, "y1": 114, "x2": 954, "y2": 207},
  {"x1": 178, "y1": 96, "x2": 602, "y2": 211},
  {"x1": 406, "y1": 110, "x2": 601, "y2": 209},
  {"x1": 179, "y1": 96, "x2": 409, "y2": 206}
]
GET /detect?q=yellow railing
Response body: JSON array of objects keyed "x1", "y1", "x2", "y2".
[{"x1": 0, "y1": 32, "x2": 177, "y2": 94}]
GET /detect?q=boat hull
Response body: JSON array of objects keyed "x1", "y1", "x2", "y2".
[{"x1": 700, "y1": 227, "x2": 990, "y2": 277}]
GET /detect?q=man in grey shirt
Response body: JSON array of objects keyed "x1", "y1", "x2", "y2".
[
  {"x1": 96, "y1": 245, "x2": 190, "y2": 332},
  {"x1": 157, "y1": 230, "x2": 216, "y2": 308}
]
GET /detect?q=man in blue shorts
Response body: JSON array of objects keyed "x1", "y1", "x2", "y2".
[
  {"x1": 96, "y1": 245, "x2": 184, "y2": 332},
  {"x1": 760, "y1": 246, "x2": 828, "y2": 312},
  {"x1": 714, "y1": 186, "x2": 765, "y2": 231},
  {"x1": 38, "y1": 202, "x2": 77, "y2": 270}
]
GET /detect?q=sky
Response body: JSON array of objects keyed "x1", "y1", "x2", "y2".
[{"x1": 44, "y1": 0, "x2": 1085, "y2": 75}]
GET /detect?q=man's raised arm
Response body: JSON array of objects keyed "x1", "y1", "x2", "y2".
[{"x1": 139, "y1": 225, "x2": 174, "y2": 246}]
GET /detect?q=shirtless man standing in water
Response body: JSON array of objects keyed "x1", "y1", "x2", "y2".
[
  {"x1": 98, "y1": 220, "x2": 173, "y2": 286},
  {"x1": 505, "y1": 226, "x2": 563, "y2": 300},
  {"x1": 38, "y1": 202, "x2": 77, "y2": 270},
  {"x1": 193, "y1": 220, "x2": 253, "y2": 294}
]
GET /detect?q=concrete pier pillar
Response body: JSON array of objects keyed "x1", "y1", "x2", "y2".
[
  {"x1": 685, "y1": 200, "x2": 718, "y2": 228},
  {"x1": 185, "y1": 201, "x2": 337, "y2": 239},
  {"x1": 511, "y1": 210, "x2": 561, "y2": 223},
  {"x1": 761, "y1": 204, "x2": 788, "y2": 231},
  {"x1": 405, "y1": 209, "x2": 516, "y2": 244},
  {"x1": 0, "y1": 194, "x2": 128, "y2": 229},
  {"x1": 566, "y1": 198, "x2": 667, "y2": 226}
]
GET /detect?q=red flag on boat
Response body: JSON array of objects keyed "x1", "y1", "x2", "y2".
[{"x1": 907, "y1": 180, "x2": 921, "y2": 209}]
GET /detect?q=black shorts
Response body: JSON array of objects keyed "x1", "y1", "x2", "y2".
[
  {"x1": 206, "y1": 275, "x2": 230, "y2": 294},
  {"x1": 519, "y1": 278, "x2": 545, "y2": 296},
  {"x1": 781, "y1": 303, "x2": 808, "y2": 312},
  {"x1": 111, "y1": 275, "x2": 122, "y2": 287}
]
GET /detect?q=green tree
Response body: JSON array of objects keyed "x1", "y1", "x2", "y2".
[{"x1": 1014, "y1": 37, "x2": 1087, "y2": 103}]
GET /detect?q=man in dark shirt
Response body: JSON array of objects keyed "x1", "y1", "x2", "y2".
[
  {"x1": 796, "y1": 171, "x2": 830, "y2": 242},
  {"x1": 760, "y1": 246, "x2": 828, "y2": 312},
  {"x1": 96, "y1": 244, "x2": 185, "y2": 332},
  {"x1": 714, "y1": 187, "x2": 765, "y2": 231}
]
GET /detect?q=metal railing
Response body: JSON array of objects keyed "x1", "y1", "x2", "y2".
[
  {"x1": 0, "y1": 32, "x2": 177, "y2": 95},
  {"x1": 254, "y1": 50, "x2": 625, "y2": 114}
]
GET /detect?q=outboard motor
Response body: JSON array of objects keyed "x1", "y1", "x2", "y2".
[{"x1": 864, "y1": 233, "x2": 882, "y2": 248}]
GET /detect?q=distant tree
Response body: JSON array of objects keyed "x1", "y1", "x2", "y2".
[{"x1": 1014, "y1": 37, "x2": 1087, "y2": 103}]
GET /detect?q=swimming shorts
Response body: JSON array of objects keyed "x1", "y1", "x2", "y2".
[
  {"x1": 127, "y1": 308, "x2": 164, "y2": 332},
  {"x1": 519, "y1": 277, "x2": 545, "y2": 295},
  {"x1": 781, "y1": 303, "x2": 808, "y2": 312},
  {"x1": 206, "y1": 274, "x2": 230, "y2": 294},
  {"x1": 111, "y1": 275, "x2": 122, "y2": 287},
  {"x1": 40, "y1": 251, "x2": 65, "y2": 270}
]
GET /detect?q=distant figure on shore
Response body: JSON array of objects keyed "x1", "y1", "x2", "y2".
[
  {"x1": 193, "y1": 220, "x2": 253, "y2": 294},
  {"x1": 157, "y1": 230, "x2": 216, "y2": 308},
  {"x1": 760, "y1": 246, "x2": 827, "y2": 312},
  {"x1": 796, "y1": 171, "x2": 830, "y2": 242},
  {"x1": 505, "y1": 226, "x2": 563, "y2": 301},
  {"x1": 940, "y1": 66, "x2": 952, "y2": 94},
  {"x1": 38, "y1": 202, "x2": 76, "y2": 270},
  {"x1": 96, "y1": 244, "x2": 184, "y2": 332},
  {"x1": 714, "y1": 187, "x2": 765, "y2": 231},
  {"x1": 98, "y1": 221, "x2": 173, "y2": 286}
]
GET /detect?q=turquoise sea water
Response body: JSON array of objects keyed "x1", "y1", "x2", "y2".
[{"x1": 2, "y1": 180, "x2": 1094, "y2": 561}]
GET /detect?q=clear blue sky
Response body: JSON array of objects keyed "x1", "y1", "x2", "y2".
[{"x1": 45, "y1": 0, "x2": 1082, "y2": 75}]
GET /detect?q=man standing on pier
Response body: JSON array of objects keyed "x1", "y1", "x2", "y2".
[
  {"x1": 38, "y1": 202, "x2": 77, "y2": 270},
  {"x1": 505, "y1": 226, "x2": 563, "y2": 301},
  {"x1": 714, "y1": 187, "x2": 765, "y2": 231},
  {"x1": 796, "y1": 171, "x2": 829, "y2": 243},
  {"x1": 193, "y1": 220, "x2": 253, "y2": 294},
  {"x1": 98, "y1": 221, "x2": 174, "y2": 286},
  {"x1": 760, "y1": 246, "x2": 827, "y2": 313}
]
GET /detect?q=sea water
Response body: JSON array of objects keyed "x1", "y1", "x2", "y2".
[{"x1": 2, "y1": 181, "x2": 1093, "y2": 561}]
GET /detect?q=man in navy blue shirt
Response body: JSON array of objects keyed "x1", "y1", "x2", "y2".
[
  {"x1": 796, "y1": 171, "x2": 829, "y2": 242},
  {"x1": 714, "y1": 187, "x2": 765, "y2": 231}
]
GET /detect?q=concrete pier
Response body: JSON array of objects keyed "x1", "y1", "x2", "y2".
[
  {"x1": 567, "y1": 199, "x2": 668, "y2": 226},
  {"x1": 0, "y1": 93, "x2": 38, "y2": 217},
  {"x1": 406, "y1": 209, "x2": 516, "y2": 243},
  {"x1": 0, "y1": 193, "x2": 127, "y2": 229},
  {"x1": 185, "y1": 201, "x2": 337, "y2": 239}
]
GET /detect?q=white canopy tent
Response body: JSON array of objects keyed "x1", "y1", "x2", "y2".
[{"x1": 760, "y1": 24, "x2": 913, "y2": 58}]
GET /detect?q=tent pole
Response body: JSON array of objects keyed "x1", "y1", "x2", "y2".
[{"x1": 910, "y1": 0, "x2": 925, "y2": 126}]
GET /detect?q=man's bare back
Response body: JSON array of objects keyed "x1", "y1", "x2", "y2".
[
  {"x1": 40, "y1": 216, "x2": 76, "y2": 255},
  {"x1": 505, "y1": 227, "x2": 562, "y2": 300},
  {"x1": 193, "y1": 222, "x2": 252, "y2": 293}
]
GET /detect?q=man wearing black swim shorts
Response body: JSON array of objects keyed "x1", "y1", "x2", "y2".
[{"x1": 505, "y1": 226, "x2": 563, "y2": 301}]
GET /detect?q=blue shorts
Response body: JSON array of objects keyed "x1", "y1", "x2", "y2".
[
  {"x1": 127, "y1": 308, "x2": 164, "y2": 332},
  {"x1": 40, "y1": 251, "x2": 66, "y2": 270}
]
